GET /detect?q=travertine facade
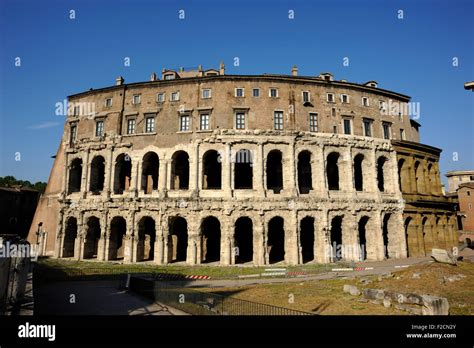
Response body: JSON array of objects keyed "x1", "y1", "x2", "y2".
[{"x1": 27, "y1": 64, "x2": 458, "y2": 265}]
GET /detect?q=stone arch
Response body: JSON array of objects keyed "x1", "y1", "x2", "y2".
[
  {"x1": 297, "y1": 150, "x2": 312, "y2": 194},
  {"x1": 414, "y1": 160, "x2": 424, "y2": 193},
  {"x1": 234, "y1": 149, "x2": 253, "y2": 189},
  {"x1": 62, "y1": 217, "x2": 77, "y2": 258},
  {"x1": 137, "y1": 216, "x2": 156, "y2": 261},
  {"x1": 171, "y1": 151, "x2": 189, "y2": 190},
  {"x1": 89, "y1": 155, "x2": 105, "y2": 194},
  {"x1": 68, "y1": 158, "x2": 82, "y2": 194},
  {"x1": 84, "y1": 216, "x2": 101, "y2": 259},
  {"x1": 109, "y1": 216, "x2": 126, "y2": 260},
  {"x1": 382, "y1": 213, "x2": 391, "y2": 259},
  {"x1": 377, "y1": 156, "x2": 388, "y2": 192},
  {"x1": 202, "y1": 150, "x2": 222, "y2": 189},
  {"x1": 168, "y1": 216, "x2": 188, "y2": 263},
  {"x1": 426, "y1": 162, "x2": 435, "y2": 195},
  {"x1": 141, "y1": 152, "x2": 159, "y2": 193},
  {"x1": 404, "y1": 217, "x2": 413, "y2": 257},
  {"x1": 268, "y1": 216, "x2": 285, "y2": 264},
  {"x1": 300, "y1": 216, "x2": 315, "y2": 263},
  {"x1": 330, "y1": 215, "x2": 343, "y2": 261},
  {"x1": 353, "y1": 154, "x2": 364, "y2": 192},
  {"x1": 266, "y1": 150, "x2": 283, "y2": 194},
  {"x1": 114, "y1": 153, "x2": 132, "y2": 194},
  {"x1": 358, "y1": 216, "x2": 369, "y2": 260},
  {"x1": 201, "y1": 216, "x2": 221, "y2": 263},
  {"x1": 326, "y1": 152, "x2": 340, "y2": 191},
  {"x1": 234, "y1": 216, "x2": 253, "y2": 264},
  {"x1": 398, "y1": 158, "x2": 409, "y2": 192}
]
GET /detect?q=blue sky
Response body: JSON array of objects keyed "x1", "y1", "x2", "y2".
[{"x1": 0, "y1": 0, "x2": 473, "y2": 184}]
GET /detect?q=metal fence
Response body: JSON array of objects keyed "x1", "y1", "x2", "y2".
[{"x1": 153, "y1": 281, "x2": 312, "y2": 316}]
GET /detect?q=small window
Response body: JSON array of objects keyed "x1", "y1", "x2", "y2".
[
  {"x1": 180, "y1": 115, "x2": 190, "y2": 131},
  {"x1": 382, "y1": 122, "x2": 391, "y2": 139},
  {"x1": 252, "y1": 88, "x2": 260, "y2": 97},
  {"x1": 95, "y1": 120, "x2": 104, "y2": 137},
  {"x1": 302, "y1": 91, "x2": 310, "y2": 103},
  {"x1": 202, "y1": 89, "x2": 211, "y2": 99},
  {"x1": 105, "y1": 98, "x2": 113, "y2": 107},
  {"x1": 200, "y1": 114, "x2": 210, "y2": 130},
  {"x1": 164, "y1": 74, "x2": 175, "y2": 80},
  {"x1": 269, "y1": 88, "x2": 278, "y2": 98},
  {"x1": 145, "y1": 116, "x2": 155, "y2": 133},
  {"x1": 379, "y1": 100, "x2": 386, "y2": 111},
  {"x1": 235, "y1": 88, "x2": 244, "y2": 97},
  {"x1": 400, "y1": 128, "x2": 406, "y2": 140},
  {"x1": 309, "y1": 113, "x2": 318, "y2": 132},
  {"x1": 70, "y1": 124, "x2": 77, "y2": 143},
  {"x1": 171, "y1": 92, "x2": 180, "y2": 101},
  {"x1": 157, "y1": 93, "x2": 165, "y2": 103},
  {"x1": 470, "y1": 175, "x2": 474, "y2": 181},
  {"x1": 133, "y1": 95, "x2": 141, "y2": 105},
  {"x1": 73, "y1": 105, "x2": 81, "y2": 116},
  {"x1": 343, "y1": 119, "x2": 352, "y2": 135},
  {"x1": 362, "y1": 97, "x2": 369, "y2": 107},
  {"x1": 363, "y1": 119, "x2": 373, "y2": 137},
  {"x1": 331, "y1": 107, "x2": 336, "y2": 117},
  {"x1": 274, "y1": 111, "x2": 283, "y2": 130},
  {"x1": 235, "y1": 112, "x2": 245, "y2": 129},
  {"x1": 467, "y1": 190, "x2": 471, "y2": 196},
  {"x1": 127, "y1": 119, "x2": 136, "y2": 135},
  {"x1": 341, "y1": 94, "x2": 349, "y2": 103},
  {"x1": 333, "y1": 125, "x2": 337, "y2": 134},
  {"x1": 327, "y1": 93, "x2": 335, "y2": 103}
]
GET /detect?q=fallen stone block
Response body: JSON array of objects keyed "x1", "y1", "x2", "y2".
[
  {"x1": 343, "y1": 284, "x2": 361, "y2": 296},
  {"x1": 363, "y1": 288, "x2": 385, "y2": 300},
  {"x1": 431, "y1": 249, "x2": 457, "y2": 265},
  {"x1": 421, "y1": 295, "x2": 449, "y2": 315},
  {"x1": 383, "y1": 298, "x2": 392, "y2": 308},
  {"x1": 395, "y1": 304, "x2": 422, "y2": 315}
]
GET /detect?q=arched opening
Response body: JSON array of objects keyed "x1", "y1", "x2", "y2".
[
  {"x1": 109, "y1": 216, "x2": 126, "y2": 260},
  {"x1": 354, "y1": 154, "x2": 364, "y2": 191},
  {"x1": 171, "y1": 151, "x2": 189, "y2": 190},
  {"x1": 268, "y1": 217, "x2": 285, "y2": 264},
  {"x1": 404, "y1": 217, "x2": 412, "y2": 258},
  {"x1": 358, "y1": 216, "x2": 369, "y2": 260},
  {"x1": 382, "y1": 214, "x2": 391, "y2": 259},
  {"x1": 201, "y1": 216, "x2": 221, "y2": 263},
  {"x1": 89, "y1": 156, "x2": 105, "y2": 194},
  {"x1": 421, "y1": 216, "x2": 429, "y2": 256},
  {"x1": 426, "y1": 163, "x2": 434, "y2": 194},
  {"x1": 63, "y1": 217, "x2": 77, "y2": 258},
  {"x1": 297, "y1": 151, "x2": 312, "y2": 194},
  {"x1": 326, "y1": 152, "x2": 340, "y2": 190},
  {"x1": 377, "y1": 156, "x2": 387, "y2": 192},
  {"x1": 137, "y1": 217, "x2": 156, "y2": 261},
  {"x1": 68, "y1": 158, "x2": 82, "y2": 193},
  {"x1": 203, "y1": 150, "x2": 222, "y2": 189},
  {"x1": 414, "y1": 161, "x2": 423, "y2": 193},
  {"x1": 84, "y1": 217, "x2": 101, "y2": 259},
  {"x1": 234, "y1": 217, "x2": 253, "y2": 264},
  {"x1": 266, "y1": 150, "x2": 283, "y2": 193},
  {"x1": 114, "y1": 154, "x2": 132, "y2": 194},
  {"x1": 141, "y1": 152, "x2": 159, "y2": 194},
  {"x1": 330, "y1": 216, "x2": 343, "y2": 261},
  {"x1": 300, "y1": 216, "x2": 315, "y2": 263},
  {"x1": 168, "y1": 216, "x2": 188, "y2": 263},
  {"x1": 234, "y1": 149, "x2": 253, "y2": 189},
  {"x1": 398, "y1": 159, "x2": 405, "y2": 192}
]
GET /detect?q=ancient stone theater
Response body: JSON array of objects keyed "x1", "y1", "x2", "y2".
[{"x1": 27, "y1": 63, "x2": 458, "y2": 265}]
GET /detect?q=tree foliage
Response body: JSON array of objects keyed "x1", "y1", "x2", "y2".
[{"x1": 0, "y1": 176, "x2": 47, "y2": 193}]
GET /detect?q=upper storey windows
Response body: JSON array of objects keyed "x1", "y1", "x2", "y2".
[
  {"x1": 235, "y1": 88, "x2": 245, "y2": 98},
  {"x1": 269, "y1": 88, "x2": 279, "y2": 98},
  {"x1": 157, "y1": 93, "x2": 165, "y2": 103},
  {"x1": 133, "y1": 94, "x2": 141, "y2": 105},
  {"x1": 105, "y1": 98, "x2": 113, "y2": 107},
  {"x1": 327, "y1": 93, "x2": 335, "y2": 103},
  {"x1": 362, "y1": 97, "x2": 369, "y2": 107},
  {"x1": 202, "y1": 88, "x2": 212, "y2": 99},
  {"x1": 252, "y1": 88, "x2": 260, "y2": 97},
  {"x1": 171, "y1": 91, "x2": 180, "y2": 102},
  {"x1": 95, "y1": 119, "x2": 105, "y2": 137},
  {"x1": 70, "y1": 123, "x2": 77, "y2": 144},
  {"x1": 341, "y1": 94, "x2": 349, "y2": 104},
  {"x1": 302, "y1": 91, "x2": 311, "y2": 103}
]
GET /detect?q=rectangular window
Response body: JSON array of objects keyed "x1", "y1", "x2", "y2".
[
  {"x1": 95, "y1": 120, "x2": 104, "y2": 137},
  {"x1": 379, "y1": 100, "x2": 386, "y2": 111},
  {"x1": 331, "y1": 107, "x2": 336, "y2": 117},
  {"x1": 252, "y1": 88, "x2": 260, "y2": 97},
  {"x1": 180, "y1": 115, "x2": 190, "y2": 131},
  {"x1": 164, "y1": 74, "x2": 174, "y2": 80},
  {"x1": 309, "y1": 113, "x2": 318, "y2": 132},
  {"x1": 343, "y1": 119, "x2": 351, "y2": 135},
  {"x1": 470, "y1": 175, "x2": 474, "y2": 181},
  {"x1": 145, "y1": 117, "x2": 155, "y2": 133},
  {"x1": 341, "y1": 94, "x2": 349, "y2": 103},
  {"x1": 157, "y1": 93, "x2": 165, "y2": 103},
  {"x1": 73, "y1": 105, "x2": 80, "y2": 116},
  {"x1": 383, "y1": 122, "x2": 391, "y2": 139},
  {"x1": 171, "y1": 92, "x2": 180, "y2": 101},
  {"x1": 274, "y1": 111, "x2": 283, "y2": 130},
  {"x1": 327, "y1": 93, "x2": 335, "y2": 102},
  {"x1": 202, "y1": 89, "x2": 211, "y2": 99},
  {"x1": 235, "y1": 112, "x2": 245, "y2": 129},
  {"x1": 303, "y1": 91, "x2": 310, "y2": 103},
  {"x1": 363, "y1": 119, "x2": 373, "y2": 137},
  {"x1": 333, "y1": 125, "x2": 337, "y2": 134},
  {"x1": 127, "y1": 119, "x2": 136, "y2": 135},
  {"x1": 400, "y1": 128, "x2": 406, "y2": 140},
  {"x1": 235, "y1": 88, "x2": 244, "y2": 97},
  {"x1": 133, "y1": 95, "x2": 141, "y2": 105},
  {"x1": 200, "y1": 114, "x2": 210, "y2": 130},
  {"x1": 70, "y1": 124, "x2": 77, "y2": 143},
  {"x1": 269, "y1": 88, "x2": 278, "y2": 98},
  {"x1": 362, "y1": 97, "x2": 369, "y2": 107},
  {"x1": 105, "y1": 98, "x2": 113, "y2": 107}
]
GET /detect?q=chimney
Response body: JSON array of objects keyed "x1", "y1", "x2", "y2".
[
  {"x1": 150, "y1": 72, "x2": 158, "y2": 81},
  {"x1": 291, "y1": 65, "x2": 298, "y2": 76},
  {"x1": 115, "y1": 76, "x2": 124, "y2": 86},
  {"x1": 219, "y1": 61, "x2": 225, "y2": 75}
]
